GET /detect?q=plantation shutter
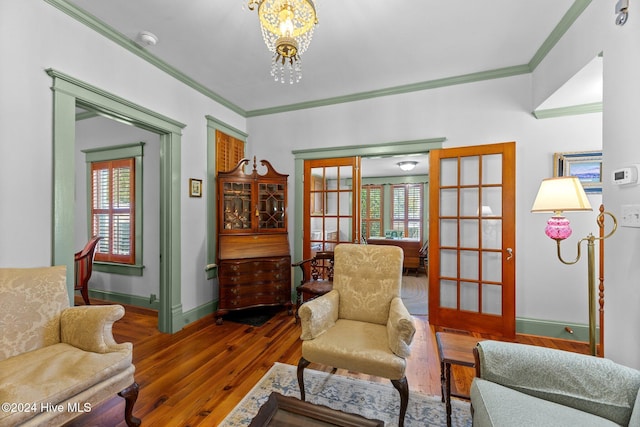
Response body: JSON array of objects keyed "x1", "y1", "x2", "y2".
[
  {"x1": 91, "y1": 158, "x2": 135, "y2": 264},
  {"x1": 216, "y1": 130, "x2": 245, "y2": 173}
]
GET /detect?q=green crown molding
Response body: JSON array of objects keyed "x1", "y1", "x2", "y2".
[
  {"x1": 43, "y1": 0, "x2": 246, "y2": 117},
  {"x1": 292, "y1": 138, "x2": 446, "y2": 160},
  {"x1": 247, "y1": 66, "x2": 531, "y2": 117},
  {"x1": 45, "y1": 0, "x2": 591, "y2": 118},
  {"x1": 532, "y1": 102, "x2": 602, "y2": 119},
  {"x1": 528, "y1": 0, "x2": 593, "y2": 71}
]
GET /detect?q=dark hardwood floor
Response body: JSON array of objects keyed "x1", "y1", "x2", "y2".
[{"x1": 65, "y1": 298, "x2": 590, "y2": 426}]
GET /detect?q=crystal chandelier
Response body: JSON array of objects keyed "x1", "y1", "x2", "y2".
[{"x1": 247, "y1": 0, "x2": 318, "y2": 84}]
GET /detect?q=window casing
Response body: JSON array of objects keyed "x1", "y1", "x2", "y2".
[
  {"x1": 391, "y1": 184, "x2": 423, "y2": 240},
  {"x1": 361, "y1": 185, "x2": 383, "y2": 239},
  {"x1": 83, "y1": 142, "x2": 144, "y2": 276}
]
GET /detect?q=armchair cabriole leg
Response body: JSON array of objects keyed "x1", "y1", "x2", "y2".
[
  {"x1": 391, "y1": 377, "x2": 409, "y2": 427},
  {"x1": 297, "y1": 357, "x2": 310, "y2": 401},
  {"x1": 118, "y1": 382, "x2": 141, "y2": 427}
]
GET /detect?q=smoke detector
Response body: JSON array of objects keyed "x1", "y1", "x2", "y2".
[{"x1": 136, "y1": 31, "x2": 158, "y2": 47}]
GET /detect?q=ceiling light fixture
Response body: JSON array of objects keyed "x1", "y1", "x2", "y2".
[
  {"x1": 397, "y1": 161, "x2": 418, "y2": 171},
  {"x1": 247, "y1": 0, "x2": 318, "y2": 84}
]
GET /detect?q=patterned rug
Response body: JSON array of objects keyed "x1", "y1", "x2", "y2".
[{"x1": 219, "y1": 363, "x2": 471, "y2": 427}]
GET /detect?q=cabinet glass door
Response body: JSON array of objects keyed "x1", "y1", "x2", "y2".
[
  {"x1": 258, "y1": 182, "x2": 286, "y2": 230},
  {"x1": 222, "y1": 182, "x2": 252, "y2": 230}
]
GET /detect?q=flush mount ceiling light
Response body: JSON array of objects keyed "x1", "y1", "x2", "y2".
[
  {"x1": 247, "y1": 0, "x2": 318, "y2": 84},
  {"x1": 397, "y1": 161, "x2": 418, "y2": 171}
]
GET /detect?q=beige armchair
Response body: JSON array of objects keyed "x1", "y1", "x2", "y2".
[{"x1": 297, "y1": 243, "x2": 416, "y2": 427}]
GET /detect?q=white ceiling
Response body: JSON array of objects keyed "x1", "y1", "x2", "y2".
[{"x1": 65, "y1": 0, "x2": 596, "y2": 113}]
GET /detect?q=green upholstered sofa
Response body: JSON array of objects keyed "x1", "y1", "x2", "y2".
[
  {"x1": 471, "y1": 340, "x2": 640, "y2": 427},
  {"x1": 0, "y1": 266, "x2": 140, "y2": 426}
]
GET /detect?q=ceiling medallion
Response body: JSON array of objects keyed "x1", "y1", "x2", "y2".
[{"x1": 247, "y1": 0, "x2": 318, "y2": 84}]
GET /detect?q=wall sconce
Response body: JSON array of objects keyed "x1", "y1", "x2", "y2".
[
  {"x1": 531, "y1": 176, "x2": 617, "y2": 356},
  {"x1": 397, "y1": 161, "x2": 418, "y2": 171}
]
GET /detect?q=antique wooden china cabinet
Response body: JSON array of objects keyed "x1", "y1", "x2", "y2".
[{"x1": 216, "y1": 157, "x2": 292, "y2": 324}]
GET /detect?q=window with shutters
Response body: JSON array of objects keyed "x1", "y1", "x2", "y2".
[
  {"x1": 391, "y1": 184, "x2": 423, "y2": 240},
  {"x1": 91, "y1": 158, "x2": 135, "y2": 264},
  {"x1": 216, "y1": 129, "x2": 245, "y2": 173},
  {"x1": 361, "y1": 185, "x2": 383, "y2": 239},
  {"x1": 83, "y1": 142, "x2": 144, "y2": 275}
]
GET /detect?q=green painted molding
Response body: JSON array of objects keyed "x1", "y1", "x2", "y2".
[
  {"x1": 516, "y1": 317, "x2": 597, "y2": 344},
  {"x1": 88, "y1": 289, "x2": 161, "y2": 310},
  {"x1": 528, "y1": 0, "x2": 593, "y2": 71},
  {"x1": 47, "y1": 69, "x2": 185, "y2": 133},
  {"x1": 44, "y1": 0, "x2": 592, "y2": 118},
  {"x1": 49, "y1": 69, "x2": 184, "y2": 333},
  {"x1": 247, "y1": 66, "x2": 531, "y2": 117},
  {"x1": 182, "y1": 300, "x2": 216, "y2": 327},
  {"x1": 205, "y1": 116, "x2": 248, "y2": 281},
  {"x1": 292, "y1": 138, "x2": 446, "y2": 160},
  {"x1": 43, "y1": 0, "x2": 246, "y2": 117},
  {"x1": 76, "y1": 110, "x2": 99, "y2": 121},
  {"x1": 532, "y1": 102, "x2": 603, "y2": 119}
]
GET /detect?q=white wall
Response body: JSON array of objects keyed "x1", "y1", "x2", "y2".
[
  {"x1": 247, "y1": 74, "x2": 603, "y2": 328},
  {"x1": 0, "y1": 0, "x2": 246, "y2": 313},
  {"x1": 75, "y1": 116, "x2": 160, "y2": 299}
]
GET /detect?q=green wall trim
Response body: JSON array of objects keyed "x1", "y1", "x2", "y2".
[
  {"x1": 182, "y1": 301, "x2": 216, "y2": 327},
  {"x1": 45, "y1": 1, "x2": 590, "y2": 118},
  {"x1": 94, "y1": 262, "x2": 144, "y2": 276},
  {"x1": 205, "y1": 116, "x2": 248, "y2": 281},
  {"x1": 532, "y1": 102, "x2": 603, "y2": 119},
  {"x1": 516, "y1": 317, "x2": 598, "y2": 344},
  {"x1": 88, "y1": 289, "x2": 160, "y2": 310},
  {"x1": 292, "y1": 138, "x2": 446, "y2": 160},
  {"x1": 47, "y1": 69, "x2": 186, "y2": 132},
  {"x1": 528, "y1": 0, "x2": 593, "y2": 71},
  {"x1": 49, "y1": 69, "x2": 184, "y2": 333},
  {"x1": 247, "y1": 66, "x2": 531, "y2": 117},
  {"x1": 43, "y1": 0, "x2": 246, "y2": 117},
  {"x1": 292, "y1": 139, "x2": 443, "y2": 287}
]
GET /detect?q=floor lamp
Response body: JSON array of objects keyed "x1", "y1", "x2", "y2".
[{"x1": 531, "y1": 176, "x2": 617, "y2": 356}]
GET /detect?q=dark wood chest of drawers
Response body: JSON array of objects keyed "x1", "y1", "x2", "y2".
[{"x1": 216, "y1": 256, "x2": 291, "y2": 324}]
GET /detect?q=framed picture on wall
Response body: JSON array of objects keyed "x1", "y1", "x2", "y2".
[
  {"x1": 553, "y1": 150, "x2": 602, "y2": 193},
  {"x1": 189, "y1": 178, "x2": 203, "y2": 197}
]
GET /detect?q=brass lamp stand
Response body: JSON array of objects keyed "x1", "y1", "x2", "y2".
[
  {"x1": 531, "y1": 177, "x2": 617, "y2": 356},
  {"x1": 553, "y1": 211, "x2": 617, "y2": 356}
]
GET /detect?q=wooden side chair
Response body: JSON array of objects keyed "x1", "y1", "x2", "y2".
[
  {"x1": 292, "y1": 251, "x2": 334, "y2": 323},
  {"x1": 74, "y1": 236, "x2": 102, "y2": 305}
]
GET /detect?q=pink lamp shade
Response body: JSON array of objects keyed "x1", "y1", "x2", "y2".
[{"x1": 544, "y1": 215, "x2": 572, "y2": 240}]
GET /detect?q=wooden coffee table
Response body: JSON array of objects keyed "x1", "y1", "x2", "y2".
[
  {"x1": 435, "y1": 332, "x2": 484, "y2": 427},
  {"x1": 249, "y1": 392, "x2": 384, "y2": 426}
]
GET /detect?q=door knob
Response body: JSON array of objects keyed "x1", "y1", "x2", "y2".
[{"x1": 506, "y1": 248, "x2": 513, "y2": 261}]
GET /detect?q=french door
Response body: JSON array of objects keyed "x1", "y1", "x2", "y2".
[
  {"x1": 303, "y1": 157, "x2": 360, "y2": 259},
  {"x1": 428, "y1": 142, "x2": 516, "y2": 338}
]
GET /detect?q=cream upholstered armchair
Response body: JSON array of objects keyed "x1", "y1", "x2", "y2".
[{"x1": 297, "y1": 243, "x2": 416, "y2": 427}]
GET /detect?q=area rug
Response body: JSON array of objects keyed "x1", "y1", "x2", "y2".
[
  {"x1": 401, "y1": 275, "x2": 428, "y2": 316},
  {"x1": 219, "y1": 363, "x2": 471, "y2": 427}
]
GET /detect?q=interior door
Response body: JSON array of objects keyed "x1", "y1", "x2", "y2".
[
  {"x1": 428, "y1": 142, "x2": 516, "y2": 338},
  {"x1": 303, "y1": 157, "x2": 361, "y2": 259}
]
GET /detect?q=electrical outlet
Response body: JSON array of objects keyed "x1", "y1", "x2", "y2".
[{"x1": 621, "y1": 204, "x2": 640, "y2": 228}]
